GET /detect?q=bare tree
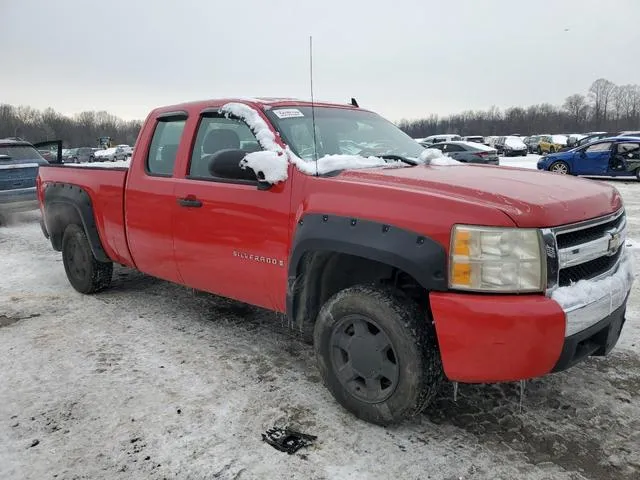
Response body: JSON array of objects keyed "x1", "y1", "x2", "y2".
[
  {"x1": 589, "y1": 78, "x2": 616, "y2": 128},
  {"x1": 563, "y1": 94, "x2": 589, "y2": 126}
]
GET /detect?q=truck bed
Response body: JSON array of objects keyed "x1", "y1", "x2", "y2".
[{"x1": 37, "y1": 164, "x2": 135, "y2": 267}]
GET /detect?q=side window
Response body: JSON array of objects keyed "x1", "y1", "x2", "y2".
[
  {"x1": 146, "y1": 116, "x2": 187, "y2": 176},
  {"x1": 617, "y1": 142, "x2": 640, "y2": 158},
  {"x1": 585, "y1": 142, "x2": 612, "y2": 153},
  {"x1": 188, "y1": 115, "x2": 261, "y2": 178},
  {"x1": 446, "y1": 144, "x2": 463, "y2": 152}
]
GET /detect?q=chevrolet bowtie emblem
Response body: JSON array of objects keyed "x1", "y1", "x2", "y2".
[{"x1": 607, "y1": 231, "x2": 622, "y2": 256}]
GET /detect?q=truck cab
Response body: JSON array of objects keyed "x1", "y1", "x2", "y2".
[{"x1": 36, "y1": 98, "x2": 633, "y2": 425}]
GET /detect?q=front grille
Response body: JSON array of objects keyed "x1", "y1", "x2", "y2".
[
  {"x1": 556, "y1": 212, "x2": 625, "y2": 249},
  {"x1": 559, "y1": 248, "x2": 622, "y2": 286}
]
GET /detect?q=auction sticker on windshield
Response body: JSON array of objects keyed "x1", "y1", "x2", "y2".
[{"x1": 273, "y1": 108, "x2": 304, "y2": 119}]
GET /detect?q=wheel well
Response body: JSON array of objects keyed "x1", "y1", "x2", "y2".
[
  {"x1": 45, "y1": 203, "x2": 83, "y2": 251},
  {"x1": 291, "y1": 251, "x2": 429, "y2": 343}
]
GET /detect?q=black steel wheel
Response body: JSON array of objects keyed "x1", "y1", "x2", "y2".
[
  {"x1": 314, "y1": 285, "x2": 443, "y2": 425},
  {"x1": 62, "y1": 224, "x2": 113, "y2": 294}
]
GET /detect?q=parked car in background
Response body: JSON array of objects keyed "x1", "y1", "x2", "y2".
[
  {"x1": 537, "y1": 136, "x2": 640, "y2": 178},
  {"x1": 462, "y1": 135, "x2": 484, "y2": 143},
  {"x1": 537, "y1": 135, "x2": 567, "y2": 154},
  {"x1": 484, "y1": 136, "x2": 499, "y2": 147},
  {"x1": 428, "y1": 141, "x2": 499, "y2": 164},
  {"x1": 419, "y1": 134, "x2": 462, "y2": 146},
  {"x1": 93, "y1": 147, "x2": 118, "y2": 162},
  {"x1": 524, "y1": 135, "x2": 542, "y2": 153},
  {"x1": 114, "y1": 144, "x2": 133, "y2": 161},
  {"x1": 620, "y1": 131, "x2": 640, "y2": 138},
  {"x1": 0, "y1": 139, "x2": 51, "y2": 220},
  {"x1": 495, "y1": 136, "x2": 527, "y2": 156},
  {"x1": 68, "y1": 147, "x2": 96, "y2": 163}
]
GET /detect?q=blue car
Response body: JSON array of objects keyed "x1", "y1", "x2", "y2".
[
  {"x1": 0, "y1": 139, "x2": 58, "y2": 222},
  {"x1": 537, "y1": 136, "x2": 640, "y2": 179}
]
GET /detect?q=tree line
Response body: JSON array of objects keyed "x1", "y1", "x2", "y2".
[
  {"x1": 0, "y1": 104, "x2": 142, "y2": 148},
  {"x1": 398, "y1": 78, "x2": 640, "y2": 138}
]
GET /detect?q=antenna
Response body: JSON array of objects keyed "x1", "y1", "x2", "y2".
[{"x1": 309, "y1": 35, "x2": 319, "y2": 176}]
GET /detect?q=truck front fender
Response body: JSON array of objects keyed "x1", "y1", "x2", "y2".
[{"x1": 287, "y1": 214, "x2": 448, "y2": 340}]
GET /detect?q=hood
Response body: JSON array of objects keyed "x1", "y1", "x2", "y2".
[
  {"x1": 338, "y1": 164, "x2": 622, "y2": 228},
  {"x1": 544, "y1": 150, "x2": 574, "y2": 162}
]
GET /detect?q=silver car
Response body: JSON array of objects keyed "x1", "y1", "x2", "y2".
[{"x1": 427, "y1": 141, "x2": 499, "y2": 165}]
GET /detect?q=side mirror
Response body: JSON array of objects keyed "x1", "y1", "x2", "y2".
[{"x1": 208, "y1": 149, "x2": 272, "y2": 189}]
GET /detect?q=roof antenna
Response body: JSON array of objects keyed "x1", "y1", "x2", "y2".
[
  {"x1": 310, "y1": 35, "x2": 319, "y2": 176},
  {"x1": 351, "y1": 98, "x2": 359, "y2": 108}
]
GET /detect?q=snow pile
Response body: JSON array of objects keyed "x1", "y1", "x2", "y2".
[
  {"x1": 551, "y1": 250, "x2": 635, "y2": 310},
  {"x1": 419, "y1": 148, "x2": 461, "y2": 165}
]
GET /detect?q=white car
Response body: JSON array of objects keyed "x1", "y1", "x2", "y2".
[
  {"x1": 419, "y1": 134, "x2": 462, "y2": 147},
  {"x1": 93, "y1": 147, "x2": 117, "y2": 162}
]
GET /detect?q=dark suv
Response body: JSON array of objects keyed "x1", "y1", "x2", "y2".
[
  {"x1": 0, "y1": 139, "x2": 53, "y2": 221},
  {"x1": 69, "y1": 147, "x2": 95, "y2": 163}
]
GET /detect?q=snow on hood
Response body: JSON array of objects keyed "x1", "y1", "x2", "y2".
[
  {"x1": 94, "y1": 148, "x2": 116, "y2": 157},
  {"x1": 419, "y1": 148, "x2": 461, "y2": 165},
  {"x1": 551, "y1": 135, "x2": 568, "y2": 145},
  {"x1": 505, "y1": 137, "x2": 526, "y2": 149}
]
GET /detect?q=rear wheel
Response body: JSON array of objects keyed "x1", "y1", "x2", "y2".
[
  {"x1": 62, "y1": 224, "x2": 113, "y2": 294},
  {"x1": 537, "y1": 146, "x2": 543, "y2": 155},
  {"x1": 314, "y1": 285, "x2": 443, "y2": 425},
  {"x1": 549, "y1": 161, "x2": 569, "y2": 174},
  {"x1": 550, "y1": 146, "x2": 556, "y2": 153},
  {"x1": 635, "y1": 168, "x2": 640, "y2": 181}
]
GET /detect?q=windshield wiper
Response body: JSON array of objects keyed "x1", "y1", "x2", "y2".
[{"x1": 376, "y1": 154, "x2": 418, "y2": 166}]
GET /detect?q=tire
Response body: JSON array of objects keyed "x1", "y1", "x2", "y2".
[
  {"x1": 550, "y1": 146, "x2": 556, "y2": 153},
  {"x1": 314, "y1": 285, "x2": 443, "y2": 425},
  {"x1": 62, "y1": 224, "x2": 113, "y2": 294},
  {"x1": 73, "y1": 157, "x2": 78, "y2": 164},
  {"x1": 537, "y1": 146, "x2": 543, "y2": 155},
  {"x1": 549, "y1": 161, "x2": 570, "y2": 175},
  {"x1": 635, "y1": 168, "x2": 640, "y2": 181}
]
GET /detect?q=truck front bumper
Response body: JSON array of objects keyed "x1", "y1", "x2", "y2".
[{"x1": 430, "y1": 253, "x2": 633, "y2": 383}]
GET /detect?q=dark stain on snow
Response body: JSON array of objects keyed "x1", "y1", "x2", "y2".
[{"x1": 0, "y1": 313, "x2": 40, "y2": 328}]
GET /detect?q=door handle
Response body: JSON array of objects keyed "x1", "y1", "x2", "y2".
[{"x1": 177, "y1": 196, "x2": 202, "y2": 208}]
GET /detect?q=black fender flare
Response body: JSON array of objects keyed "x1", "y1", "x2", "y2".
[
  {"x1": 286, "y1": 214, "x2": 448, "y2": 332},
  {"x1": 42, "y1": 183, "x2": 110, "y2": 263}
]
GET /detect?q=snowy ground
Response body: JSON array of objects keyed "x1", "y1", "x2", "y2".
[{"x1": 1, "y1": 161, "x2": 640, "y2": 479}]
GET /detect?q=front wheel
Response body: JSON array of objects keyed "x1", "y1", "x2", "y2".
[
  {"x1": 314, "y1": 285, "x2": 443, "y2": 425},
  {"x1": 62, "y1": 224, "x2": 113, "y2": 294},
  {"x1": 635, "y1": 168, "x2": 640, "y2": 181},
  {"x1": 549, "y1": 146, "x2": 556, "y2": 153},
  {"x1": 537, "y1": 146, "x2": 543, "y2": 155},
  {"x1": 549, "y1": 161, "x2": 570, "y2": 175}
]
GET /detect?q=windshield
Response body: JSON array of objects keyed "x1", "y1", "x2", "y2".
[
  {"x1": 0, "y1": 144, "x2": 45, "y2": 161},
  {"x1": 265, "y1": 106, "x2": 424, "y2": 161}
]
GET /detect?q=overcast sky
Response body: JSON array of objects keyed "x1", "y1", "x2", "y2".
[{"x1": 1, "y1": 0, "x2": 639, "y2": 122}]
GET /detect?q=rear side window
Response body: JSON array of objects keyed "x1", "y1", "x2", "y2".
[
  {"x1": 0, "y1": 144, "x2": 44, "y2": 161},
  {"x1": 446, "y1": 144, "x2": 464, "y2": 152},
  {"x1": 188, "y1": 115, "x2": 261, "y2": 178},
  {"x1": 146, "y1": 116, "x2": 187, "y2": 176}
]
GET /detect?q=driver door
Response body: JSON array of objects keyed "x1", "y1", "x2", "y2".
[
  {"x1": 171, "y1": 111, "x2": 292, "y2": 311},
  {"x1": 32, "y1": 140, "x2": 63, "y2": 164},
  {"x1": 573, "y1": 142, "x2": 612, "y2": 175}
]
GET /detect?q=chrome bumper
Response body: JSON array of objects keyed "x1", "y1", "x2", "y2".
[{"x1": 551, "y1": 250, "x2": 634, "y2": 337}]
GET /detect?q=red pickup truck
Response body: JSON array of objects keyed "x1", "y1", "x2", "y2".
[{"x1": 37, "y1": 98, "x2": 633, "y2": 425}]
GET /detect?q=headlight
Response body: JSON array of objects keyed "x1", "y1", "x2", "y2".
[{"x1": 449, "y1": 225, "x2": 544, "y2": 292}]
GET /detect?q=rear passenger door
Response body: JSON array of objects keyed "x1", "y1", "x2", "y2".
[
  {"x1": 125, "y1": 112, "x2": 188, "y2": 283},
  {"x1": 171, "y1": 110, "x2": 292, "y2": 312}
]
